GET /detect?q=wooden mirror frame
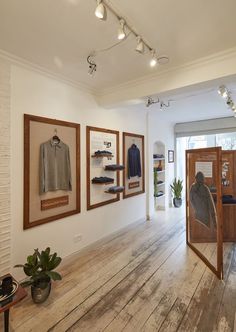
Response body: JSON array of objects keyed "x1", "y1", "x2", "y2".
[{"x1": 186, "y1": 147, "x2": 223, "y2": 280}]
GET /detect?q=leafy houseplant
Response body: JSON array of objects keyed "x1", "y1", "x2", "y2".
[
  {"x1": 170, "y1": 178, "x2": 183, "y2": 207},
  {"x1": 15, "y1": 247, "x2": 62, "y2": 303}
]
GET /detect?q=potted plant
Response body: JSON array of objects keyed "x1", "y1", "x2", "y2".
[
  {"x1": 170, "y1": 178, "x2": 183, "y2": 207},
  {"x1": 15, "y1": 247, "x2": 62, "y2": 303}
]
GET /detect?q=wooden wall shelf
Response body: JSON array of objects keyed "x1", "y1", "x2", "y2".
[
  {"x1": 92, "y1": 181, "x2": 114, "y2": 185},
  {"x1": 91, "y1": 154, "x2": 114, "y2": 158},
  {"x1": 105, "y1": 190, "x2": 124, "y2": 194}
]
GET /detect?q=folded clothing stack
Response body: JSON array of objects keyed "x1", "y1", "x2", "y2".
[
  {"x1": 105, "y1": 164, "x2": 125, "y2": 171},
  {"x1": 92, "y1": 177, "x2": 114, "y2": 184},
  {"x1": 153, "y1": 154, "x2": 164, "y2": 159},
  {"x1": 94, "y1": 150, "x2": 112, "y2": 156},
  {"x1": 222, "y1": 195, "x2": 236, "y2": 204},
  {"x1": 154, "y1": 191, "x2": 164, "y2": 197},
  {"x1": 107, "y1": 186, "x2": 124, "y2": 193}
]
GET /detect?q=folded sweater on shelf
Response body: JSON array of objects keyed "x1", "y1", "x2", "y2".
[
  {"x1": 107, "y1": 186, "x2": 124, "y2": 193},
  {"x1": 105, "y1": 164, "x2": 125, "y2": 171},
  {"x1": 153, "y1": 154, "x2": 164, "y2": 159},
  {"x1": 94, "y1": 150, "x2": 112, "y2": 155},
  {"x1": 92, "y1": 177, "x2": 114, "y2": 184}
]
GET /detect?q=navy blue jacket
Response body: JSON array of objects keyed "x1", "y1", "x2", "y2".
[{"x1": 128, "y1": 144, "x2": 141, "y2": 179}]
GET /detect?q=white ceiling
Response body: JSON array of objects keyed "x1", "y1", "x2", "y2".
[
  {"x1": 122, "y1": 79, "x2": 236, "y2": 124},
  {"x1": 0, "y1": 0, "x2": 236, "y2": 92}
]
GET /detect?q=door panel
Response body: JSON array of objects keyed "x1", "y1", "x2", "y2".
[{"x1": 186, "y1": 147, "x2": 223, "y2": 279}]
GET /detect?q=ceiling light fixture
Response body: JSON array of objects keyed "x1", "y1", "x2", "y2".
[
  {"x1": 95, "y1": 0, "x2": 106, "y2": 20},
  {"x1": 218, "y1": 85, "x2": 228, "y2": 99},
  {"x1": 136, "y1": 36, "x2": 145, "y2": 54},
  {"x1": 146, "y1": 97, "x2": 159, "y2": 107},
  {"x1": 117, "y1": 19, "x2": 126, "y2": 40},
  {"x1": 160, "y1": 101, "x2": 170, "y2": 111},
  {"x1": 150, "y1": 50, "x2": 158, "y2": 67},
  {"x1": 218, "y1": 85, "x2": 236, "y2": 116},
  {"x1": 92, "y1": 0, "x2": 169, "y2": 75},
  {"x1": 146, "y1": 97, "x2": 171, "y2": 109}
]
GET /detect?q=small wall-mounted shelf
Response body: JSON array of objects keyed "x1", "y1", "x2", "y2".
[
  {"x1": 157, "y1": 182, "x2": 165, "y2": 186},
  {"x1": 92, "y1": 181, "x2": 114, "y2": 185},
  {"x1": 92, "y1": 154, "x2": 114, "y2": 158},
  {"x1": 153, "y1": 158, "x2": 165, "y2": 161},
  {"x1": 156, "y1": 170, "x2": 165, "y2": 174},
  {"x1": 104, "y1": 165, "x2": 125, "y2": 171},
  {"x1": 154, "y1": 194, "x2": 165, "y2": 199},
  {"x1": 105, "y1": 190, "x2": 124, "y2": 194}
]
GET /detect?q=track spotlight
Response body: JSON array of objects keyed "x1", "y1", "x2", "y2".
[
  {"x1": 118, "y1": 19, "x2": 126, "y2": 40},
  {"x1": 218, "y1": 85, "x2": 228, "y2": 99},
  {"x1": 218, "y1": 85, "x2": 236, "y2": 116},
  {"x1": 146, "y1": 97, "x2": 159, "y2": 107},
  {"x1": 91, "y1": 1, "x2": 169, "y2": 75},
  {"x1": 136, "y1": 36, "x2": 145, "y2": 54},
  {"x1": 95, "y1": 0, "x2": 106, "y2": 20},
  {"x1": 150, "y1": 50, "x2": 158, "y2": 67}
]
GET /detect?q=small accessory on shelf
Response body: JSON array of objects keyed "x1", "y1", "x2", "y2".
[
  {"x1": 154, "y1": 191, "x2": 164, "y2": 197},
  {"x1": 106, "y1": 186, "x2": 124, "y2": 193},
  {"x1": 105, "y1": 164, "x2": 125, "y2": 171},
  {"x1": 153, "y1": 154, "x2": 164, "y2": 159},
  {"x1": 92, "y1": 177, "x2": 114, "y2": 184}
]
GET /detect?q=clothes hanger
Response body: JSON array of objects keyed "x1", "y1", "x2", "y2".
[
  {"x1": 52, "y1": 128, "x2": 60, "y2": 144},
  {"x1": 131, "y1": 138, "x2": 136, "y2": 148}
]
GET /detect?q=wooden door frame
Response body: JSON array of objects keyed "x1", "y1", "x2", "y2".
[{"x1": 186, "y1": 147, "x2": 223, "y2": 280}]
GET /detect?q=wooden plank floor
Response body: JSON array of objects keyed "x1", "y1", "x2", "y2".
[{"x1": 1, "y1": 207, "x2": 235, "y2": 332}]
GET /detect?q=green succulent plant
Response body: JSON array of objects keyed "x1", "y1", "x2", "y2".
[
  {"x1": 170, "y1": 178, "x2": 183, "y2": 199},
  {"x1": 15, "y1": 247, "x2": 62, "y2": 287}
]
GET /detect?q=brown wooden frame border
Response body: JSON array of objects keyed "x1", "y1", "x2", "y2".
[
  {"x1": 185, "y1": 147, "x2": 223, "y2": 280},
  {"x1": 24, "y1": 114, "x2": 80, "y2": 229},
  {"x1": 86, "y1": 126, "x2": 120, "y2": 210},
  {"x1": 123, "y1": 132, "x2": 145, "y2": 199}
]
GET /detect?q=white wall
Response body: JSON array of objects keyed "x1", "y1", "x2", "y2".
[
  {"x1": 0, "y1": 59, "x2": 11, "y2": 275},
  {"x1": 147, "y1": 110, "x2": 175, "y2": 218},
  {"x1": 9, "y1": 63, "x2": 147, "y2": 278}
]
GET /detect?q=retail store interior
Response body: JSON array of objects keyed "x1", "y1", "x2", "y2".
[{"x1": 0, "y1": 0, "x2": 236, "y2": 331}]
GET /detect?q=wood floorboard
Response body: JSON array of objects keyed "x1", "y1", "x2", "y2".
[
  {"x1": 177, "y1": 243, "x2": 233, "y2": 332},
  {"x1": 0, "y1": 207, "x2": 235, "y2": 332}
]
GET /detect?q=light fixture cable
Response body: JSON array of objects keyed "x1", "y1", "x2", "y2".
[{"x1": 92, "y1": 0, "x2": 169, "y2": 70}]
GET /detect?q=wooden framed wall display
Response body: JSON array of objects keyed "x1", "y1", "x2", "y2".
[
  {"x1": 123, "y1": 132, "x2": 145, "y2": 199},
  {"x1": 186, "y1": 147, "x2": 223, "y2": 279},
  {"x1": 24, "y1": 114, "x2": 80, "y2": 229},
  {"x1": 87, "y1": 126, "x2": 121, "y2": 210}
]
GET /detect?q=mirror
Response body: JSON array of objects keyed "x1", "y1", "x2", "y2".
[{"x1": 186, "y1": 147, "x2": 223, "y2": 279}]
